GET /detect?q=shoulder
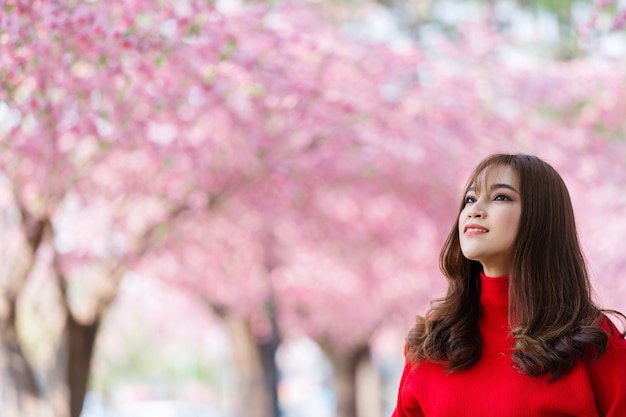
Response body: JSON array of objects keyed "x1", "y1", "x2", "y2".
[
  {"x1": 585, "y1": 315, "x2": 626, "y2": 415},
  {"x1": 585, "y1": 315, "x2": 626, "y2": 381},
  {"x1": 599, "y1": 315, "x2": 626, "y2": 345},
  {"x1": 582, "y1": 315, "x2": 626, "y2": 376}
]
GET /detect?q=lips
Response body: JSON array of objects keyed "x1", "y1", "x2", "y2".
[{"x1": 464, "y1": 224, "x2": 489, "y2": 234}]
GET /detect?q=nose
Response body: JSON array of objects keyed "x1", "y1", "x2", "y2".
[{"x1": 467, "y1": 201, "x2": 485, "y2": 218}]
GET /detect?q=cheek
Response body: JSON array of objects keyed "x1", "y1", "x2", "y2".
[
  {"x1": 458, "y1": 208, "x2": 468, "y2": 224},
  {"x1": 506, "y1": 212, "x2": 522, "y2": 238},
  {"x1": 457, "y1": 213, "x2": 466, "y2": 234}
]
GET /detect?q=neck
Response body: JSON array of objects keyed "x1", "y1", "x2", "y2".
[
  {"x1": 479, "y1": 272, "x2": 510, "y2": 328},
  {"x1": 481, "y1": 265, "x2": 511, "y2": 278}
]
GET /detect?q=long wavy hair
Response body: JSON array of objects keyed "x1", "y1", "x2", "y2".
[{"x1": 407, "y1": 153, "x2": 616, "y2": 380}]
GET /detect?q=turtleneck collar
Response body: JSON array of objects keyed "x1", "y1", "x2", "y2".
[{"x1": 479, "y1": 271, "x2": 510, "y2": 328}]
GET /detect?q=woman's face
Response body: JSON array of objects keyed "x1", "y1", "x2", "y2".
[{"x1": 458, "y1": 165, "x2": 521, "y2": 277}]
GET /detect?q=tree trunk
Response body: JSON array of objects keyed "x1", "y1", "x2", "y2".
[
  {"x1": 0, "y1": 208, "x2": 49, "y2": 416},
  {"x1": 0, "y1": 297, "x2": 49, "y2": 417},
  {"x1": 49, "y1": 312, "x2": 100, "y2": 417},
  {"x1": 213, "y1": 230, "x2": 282, "y2": 417},
  {"x1": 322, "y1": 343, "x2": 381, "y2": 417},
  {"x1": 257, "y1": 302, "x2": 281, "y2": 417},
  {"x1": 223, "y1": 314, "x2": 280, "y2": 417},
  {"x1": 66, "y1": 314, "x2": 100, "y2": 417},
  {"x1": 356, "y1": 352, "x2": 382, "y2": 417}
]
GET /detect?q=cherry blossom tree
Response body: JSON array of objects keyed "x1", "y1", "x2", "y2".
[{"x1": 0, "y1": 1, "x2": 278, "y2": 416}]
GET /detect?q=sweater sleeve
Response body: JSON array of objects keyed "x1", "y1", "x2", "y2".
[
  {"x1": 587, "y1": 317, "x2": 626, "y2": 417},
  {"x1": 390, "y1": 349, "x2": 424, "y2": 417}
]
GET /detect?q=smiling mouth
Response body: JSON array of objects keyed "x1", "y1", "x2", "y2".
[{"x1": 465, "y1": 227, "x2": 488, "y2": 233}]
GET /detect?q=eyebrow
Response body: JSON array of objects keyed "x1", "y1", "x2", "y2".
[{"x1": 467, "y1": 183, "x2": 520, "y2": 194}]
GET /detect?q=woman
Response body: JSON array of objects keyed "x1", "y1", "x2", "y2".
[{"x1": 392, "y1": 153, "x2": 626, "y2": 416}]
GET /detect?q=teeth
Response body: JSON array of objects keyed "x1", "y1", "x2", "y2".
[{"x1": 466, "y1": 228, "x2": 487, "y2": 233}]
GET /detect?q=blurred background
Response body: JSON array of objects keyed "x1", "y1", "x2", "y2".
[{"x1": 2, "y1": 0, "x2": 626, "y2": 416}]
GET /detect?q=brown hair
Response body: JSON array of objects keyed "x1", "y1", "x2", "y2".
[{"x1": 407, "y1": 153, "x2": 612, "y2": 380}]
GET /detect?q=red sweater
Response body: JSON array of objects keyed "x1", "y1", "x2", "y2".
[{"x1": 392, "y1": 273, "x2": 626, "y2": 417}]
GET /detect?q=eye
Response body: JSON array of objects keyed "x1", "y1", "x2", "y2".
[
  {"x1": 494, "y1": 194, "x2": 512, "y2": 201},
  {"x1": 464, "y1": 195, "x2": 476, "y2": 204}
]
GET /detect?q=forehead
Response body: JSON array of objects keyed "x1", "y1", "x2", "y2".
[{"x1": 467, "y1": 164, "x2": 519, "y2": 192}]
